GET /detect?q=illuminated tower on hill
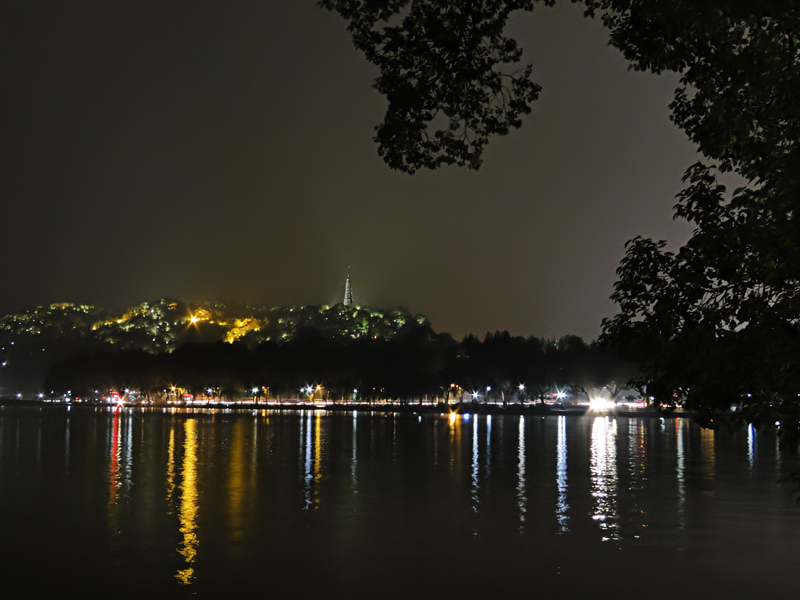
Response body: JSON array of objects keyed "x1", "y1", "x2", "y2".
[{"x1": 343, "y1": 268, "x2": 353, "y2": 306}]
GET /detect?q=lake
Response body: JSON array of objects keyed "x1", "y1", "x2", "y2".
[{"x1": 1, "y1": 406, "x2": 798, "y2": 599}]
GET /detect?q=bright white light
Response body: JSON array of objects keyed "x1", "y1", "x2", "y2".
[
  {"x1": 589, "y1": 397, "x2": 615, "y2": 411},
  {"x1": 252, "y1": 387, "x2": 259, "y2": 394},
  {"x1": 556, "y1": 391, "x2": 567, "y2": 400},
  {"x1": 463, "y1": 413, "x2": 471, "y2": 421},
  {"x1": 472, "y1": 392, "x2": 480, "y2": 400},
  {"x1": 518, "y1": 384, "x2": 525, "y2": 391}
]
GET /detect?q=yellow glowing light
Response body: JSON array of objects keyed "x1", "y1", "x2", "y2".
[
  {"x1": 176, "y1": 419, "x2": 199, "y2": 585},
  {"x1": 176, "y1": 568, "x2": 194, "y2": 586},
  {"x1": 449, "y1": 412, "x2": 458, "y2": 425},
  {"x1": 190, "y1": 316, "x2": 198, "y2": 324},
  {"x1": 223, "y1": 317, "x2": 263, "y2": 343}
]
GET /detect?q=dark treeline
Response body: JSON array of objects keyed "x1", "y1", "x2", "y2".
[{"x1": 44, "y1": 324, "x2": 637, "y2": 403}]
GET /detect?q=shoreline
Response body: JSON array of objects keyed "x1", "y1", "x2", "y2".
[{"x1": 0, "y1": 397, "x2": 693, "y2": 418}]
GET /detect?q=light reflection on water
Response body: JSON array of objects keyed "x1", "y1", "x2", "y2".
[
  {"x1": 590, "y1": 416, "x2": 619, "y2": 541},
  {"x1": 165, "y1": 426, "x2": 176, "y2": 510},
  {"x1": 517, "y1": 416, "x2": 526, "y2": 529},
  {"x1": 676, "y1": 418, "x2": 686, "y2": 527},
  {"x1": 107, "y1": 411, "x2": 121, "y2": 507},
  {"x1": 176, "y1": 418, "x2": 198, "y2": 585},
  {"x1": 556, "y1": 415, "x2": 569, "y2": 533},
  {"x1": 313, "y1": 411, "x2": 322, "y2": 508},
  {"x1": 1, "y1": 408, "x2": 799, "y2": 599},
  {"x1": 471, "y1": 414, "x2": 479, "y2": 515},
  {"x1": 303, "y1": 411, "x2": 312, "y2": 510}
]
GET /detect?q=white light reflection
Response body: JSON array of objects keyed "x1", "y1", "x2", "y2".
[
  {"x1": 747, "y1": 423, "x2": 756, "y2": 470},
  {"x1": 517, "y1": 416, "x2": 527, "y2": 529},
  {"x1": 253, "y1": 418, "x2": 258, "y2": 471},
  {"x1": 121, "y1": 411, "x2": 133, "y2": 496},
  {"x1": 351, "y1": 411, "x2": 358, "y2": 494},
  {"x1": 590, "y1": 416, "x2": 619, "y2": 541},
  {"x1": 304, "y1": 411, "x2": 313, "y2": 510},
  {"x1": 299, "y1": 411, "x2": 305, "y2": 465},
  {"x1": 676, "y1": 419, "x2": 685, "y2": 528},
  {"x1": 556, "y1": 415, "x2": 569, "y2": 533},
  {"x1": 471, "y1": 415, "x2": 479, "y2": 514}
]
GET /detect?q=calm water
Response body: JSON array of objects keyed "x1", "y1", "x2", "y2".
[{"x1": 1, "y1": 406, "x2": 799, "y2": 599}]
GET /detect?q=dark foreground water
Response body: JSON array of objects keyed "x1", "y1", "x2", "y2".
[{"x1": 1, "y1": 406, "x2": 798, "y2": 599}]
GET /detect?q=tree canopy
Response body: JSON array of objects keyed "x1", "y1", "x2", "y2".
[{"x1": 322, "y1": 1, "x2": 800, "y2": 451}]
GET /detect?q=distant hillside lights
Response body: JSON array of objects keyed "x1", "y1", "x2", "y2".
[
  {"x1": 223, "y1": 318, "x2": 261, "y2": 343},
  {"x1": 0, "y1": 298, "x2": 438, "y2": 397},
  {"x1": 0, "y1": 299, "x2": 429, "y2": 384}
]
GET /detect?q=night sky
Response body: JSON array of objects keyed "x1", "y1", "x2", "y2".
[{"x1": 2, "y1": 2, "x2": 697, "y2": 341}]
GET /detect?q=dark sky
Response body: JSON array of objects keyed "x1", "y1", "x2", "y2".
[{"x1": 1, "y1": 1, "x2": 697, "y2": 341}]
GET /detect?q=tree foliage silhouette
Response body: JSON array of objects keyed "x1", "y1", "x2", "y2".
[{"x1": 321, "y1": 0, "x2": 800, "y2": 453}]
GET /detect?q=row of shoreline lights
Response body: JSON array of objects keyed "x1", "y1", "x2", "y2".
[
  {"x1": 469, "y1": 385, "x2": 568, "y2": 402},
  {"x1": 17, "y1": 386, "x2": 600, "y2": 406}
]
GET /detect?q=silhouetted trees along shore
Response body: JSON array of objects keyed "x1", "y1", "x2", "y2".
[{"x1": 42, "y1": 325, "x2": 635, "y2": 404}]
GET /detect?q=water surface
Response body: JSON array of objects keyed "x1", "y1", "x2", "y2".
[{"x1": 1, "y1": 407, "x2": 798, "y2": 599}]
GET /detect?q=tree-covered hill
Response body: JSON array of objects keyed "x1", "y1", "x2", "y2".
[{"x1": 0, "y1": 299, "x2": 430, "y2": 394}]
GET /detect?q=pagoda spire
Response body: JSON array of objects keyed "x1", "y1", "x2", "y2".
[{"x1": 343, "y1": 268, "x2": 353, "y2": 306}]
